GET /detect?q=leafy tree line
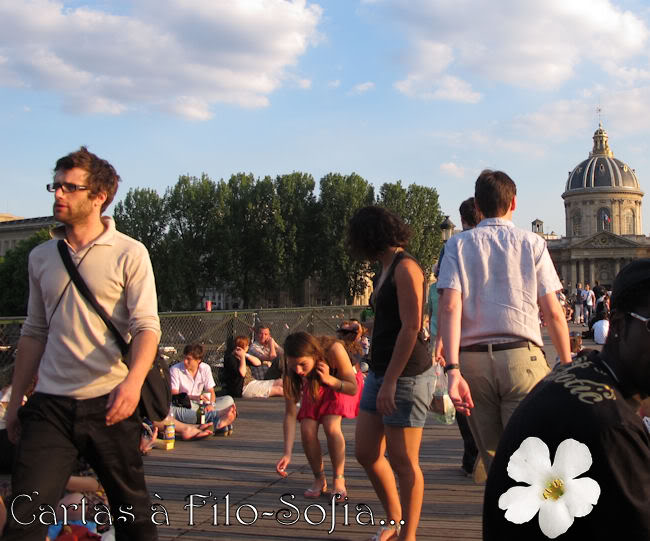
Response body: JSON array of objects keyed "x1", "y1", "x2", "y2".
[
  {"x1": 0, "y1": 172, "x2": 443, "y2": 315},
  {"x1": 114, "y1": 172, "x2": 443, "y2": 311}
]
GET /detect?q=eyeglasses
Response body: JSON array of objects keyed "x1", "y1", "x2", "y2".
[
  {"x1": 46, "y1": 182, "x2": 90, "y2": 193},
  {"x1": 628, "y1": 312, "x2": 650, "y2": 332},
  {"x1": 336, "y1": 328, "x2": 358, "y2": 335}
]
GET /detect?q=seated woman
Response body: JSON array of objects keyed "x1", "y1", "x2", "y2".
[
  {"x1": 222, "y1": 336, "x2": 283, "y2": 398},
  {"x1": 169, "y1": 344, "x2": 236, "y2": 434},
  {"x1": 335, "y1": 320, "x2": 366, "y2": 371}
]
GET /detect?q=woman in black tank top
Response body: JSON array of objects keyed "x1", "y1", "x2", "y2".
[{"x1": 348, "y1": 206, "x2": 435, "y2": 541}]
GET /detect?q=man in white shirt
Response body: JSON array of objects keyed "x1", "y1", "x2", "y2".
[
  {"x1": 438, "y1": 169, "x2": 571, "y2": 472},
  {"x1": 593, "y1": 316, "x2": 610, "y2": 345}
]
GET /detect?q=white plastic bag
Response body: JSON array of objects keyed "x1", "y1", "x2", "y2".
[{"x1": 429, "y1": 363, "x2": 456, "y2": 425}]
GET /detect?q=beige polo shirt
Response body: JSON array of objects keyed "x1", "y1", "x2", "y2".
[{"x1": 22, "y1": 217, "x2": 161, "y2": 399}]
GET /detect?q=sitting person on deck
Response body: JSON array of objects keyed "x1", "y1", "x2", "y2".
[
  {"x1": 169, "y1": 344, "x2": 236, "y2": 433},
  {"x1": 222, "y1": 336, "x2": 284, "y2": 398}
]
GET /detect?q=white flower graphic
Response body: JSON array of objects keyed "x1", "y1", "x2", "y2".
[{"x1": 498, "y1": 437, "x2": 601, "y2": 539}]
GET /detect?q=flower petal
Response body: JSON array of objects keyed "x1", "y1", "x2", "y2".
[
  {"x1": 498, "y1": 485, "x2": 543, "y2": 524},
  {"x1": 551, "y1": 439, "x2": 593, "y2": 480},
  {"x1": 507, "y1": 437, "x2": 552, "y2": 485},
  {"x1": 564, "y1": 477, "x2": 601, "y2": 517},
  {"x1": 539, "y1": 499, "x2": 574, "y2": 539}
]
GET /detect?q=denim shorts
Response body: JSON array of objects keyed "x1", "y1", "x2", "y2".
[{"x1": 360, "y1": 365, "x2": 435, "y2": 427}]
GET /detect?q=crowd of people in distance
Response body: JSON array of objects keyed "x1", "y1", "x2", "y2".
[{"x1": 1, "y1": 146, "x2": 648, "y2": 541}]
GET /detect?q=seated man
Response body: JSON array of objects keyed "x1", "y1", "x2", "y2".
[
  {"x1": 169, "y1": 344, "x2": 236, "y2": 432},
  {"x1": 222, "y1": 336, "x2": 283, "y2": 398},
  {"x1": 249, "y1": 325, "x2": 284, "y2": 380},
  {"x1": 249, "y1": 325, "x2": 284, "y2": 363},
  {"x1": 483, "y1": 260, "x2": 650, "y2": 539}
]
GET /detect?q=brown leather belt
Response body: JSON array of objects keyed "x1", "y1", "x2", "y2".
[{"x1": 459, "y1": 340, "x2": 531, "y2": 353}]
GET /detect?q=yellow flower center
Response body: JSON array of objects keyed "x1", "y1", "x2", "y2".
[{"x1": 542, "y1": 479, "x2": 565, "y2": 501}]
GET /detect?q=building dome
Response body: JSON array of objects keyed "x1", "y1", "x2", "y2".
[
  {"x1": 564, "y1": 123, "x2": 641, "y2": 193},
  {"x1": 562, "y1": 123, "x2": 643, "y2": 239}
]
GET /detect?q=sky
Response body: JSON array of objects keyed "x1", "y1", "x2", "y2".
[{"x1": 2, "y1": 0, "x2": 650, "y2": 236}]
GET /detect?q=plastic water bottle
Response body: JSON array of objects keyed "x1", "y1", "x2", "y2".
[{"x1": 163, "y1": 412, "x2": 175, "y2": 441}]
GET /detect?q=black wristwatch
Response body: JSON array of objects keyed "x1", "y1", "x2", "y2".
[{"x1": 443, "y1": 363, "x2": 460, "y2": 374}]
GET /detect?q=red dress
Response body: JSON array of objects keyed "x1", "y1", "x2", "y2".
[{"x1": 297, "y1": 370, "x2": 364, "y2": 422}]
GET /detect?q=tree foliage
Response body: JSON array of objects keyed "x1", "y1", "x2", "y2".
[
  {"x1": 111, "y1": 170, "x2": 443, "y2": 309},
  {"x1": 0, "y1": 229, "x2": 51, "y2": 316},
  {"x1": 316, "y1": 173, "x2": 375, "y2": 302},
  {"x1": 378, "y1": 181, "x2": 443, "y2": 277}
]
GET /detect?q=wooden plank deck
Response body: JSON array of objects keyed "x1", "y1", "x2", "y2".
[
  {"x1": 144, "y1": 325, "x2": 593, "y2": 541},
  {"x1": 144, "y1": 398, "x2": 484, "y2": 541}
]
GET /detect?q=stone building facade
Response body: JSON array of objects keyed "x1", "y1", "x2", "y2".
[
  {"x1": 0, "y1": 215, "x2": 57, "y2": 257},
  {"x1": 544, "y1": 124, "x2": 650, "y2": 288}
]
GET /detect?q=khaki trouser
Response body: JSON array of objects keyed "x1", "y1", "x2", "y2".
[{"x1": 460, "y1": 343, "x2": 550, "y2": 474}]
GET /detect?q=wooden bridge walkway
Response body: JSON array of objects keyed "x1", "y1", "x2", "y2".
[{"x1": 144, "y1": 398, "x2": 484, "y2": 540}]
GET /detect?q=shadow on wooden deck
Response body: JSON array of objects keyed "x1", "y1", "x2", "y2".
[{"x1": 144, "y1": 398, "x2": 484, "y2": 540}]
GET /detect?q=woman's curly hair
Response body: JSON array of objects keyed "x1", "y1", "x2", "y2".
[{"x1": 347, "y1": 206, "x2": 411, "y2": 261}]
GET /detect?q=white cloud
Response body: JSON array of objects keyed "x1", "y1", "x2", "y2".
[
  {"x1": 440, "y1": 162, "x2": 465, "y2": 178},
  {"x1": 350, "y1": 81, "x2": 375, "y2": 94},
  {"x1": 0, "y1": 0, "x2": 322, "y2": 119},
  {"x1": 513, "y1": 85, "x2": 650, "y2": 141},
  {"x1": 384, "y1": 0, "x2": 648, "y2": 94},
  {"x1": 469, "y1": 131, "x2": 546, "y2": 158},
  {"x1": 513, "y1": 100, "x2": 593, "y2": 140},
  {"x1": 328, "y1": 79, "x2": 341, "y2": 88}
]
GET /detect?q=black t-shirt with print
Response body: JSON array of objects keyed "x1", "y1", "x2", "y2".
[{"x1": 484, "y1": 350, "x2": 650, "y2": 540}]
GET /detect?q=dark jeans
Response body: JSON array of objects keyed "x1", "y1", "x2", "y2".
[
  {"x1": 4, "y1": 392, "x2": 157, "y2": 541},
  {"x1": 0, "y1": 428, "x2": 15, "y2": 473},
  {"x1": 457, "y1": 412, "x2": 479, "y2": 473}
]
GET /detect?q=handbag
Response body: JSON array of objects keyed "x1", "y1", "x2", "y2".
[
  {"x1": 171, "y1": 392, "x2": 192, "y2": 409},
  {"x1": 57, "y1": 240, "x2": 171, "y2": 422}
]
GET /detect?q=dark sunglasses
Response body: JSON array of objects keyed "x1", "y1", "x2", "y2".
[
  {"x1": 46, "y1": 182, "x2": 90, "y2": 193},
  {"x1": 336, "y1": 328, "x2": 358, "y2": 335},
  {"x1": 629, "y1": 312, "x2": 650, "y2": 332}
]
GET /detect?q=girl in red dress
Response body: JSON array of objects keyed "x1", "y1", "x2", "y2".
[{"x1": 275, "y1": 332, "x2": 363, "y2": 499}]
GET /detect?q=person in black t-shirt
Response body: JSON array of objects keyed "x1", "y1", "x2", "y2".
[{"x1": 484, "y1": 260, "x2": 650, "y2": 540}]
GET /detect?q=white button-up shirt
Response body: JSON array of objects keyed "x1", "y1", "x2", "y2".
[
  {"x1": 169, "y1": 362, "x2": 216, "y2": 397},
  {"x1": 437, "y1": 217, "x2": 561, "y2": 347}
]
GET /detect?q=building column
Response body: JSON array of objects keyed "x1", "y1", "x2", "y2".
[
  {"x1": 576, "y1": 260, "x2": 583, "y2": 285},
  {"x1": 588, "y1": 259, "x2": 596, "y2": 285},
  {"x1": 561, "y1": 262, "x2": 568, "y2": 284},
  {"x1": 569, "y1": 260, "x2": 576, "y2": 288},
  {"x1": 614, "y1": 259, "x2": 621, "y2": 277}
]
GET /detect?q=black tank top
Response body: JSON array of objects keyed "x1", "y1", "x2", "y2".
[{"x1": 369, "y1": 251, "x2": 431, "y2": 377}]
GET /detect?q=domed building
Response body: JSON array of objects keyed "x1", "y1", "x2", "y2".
[{"x1": 543, "y1": 123, "x2": 650, "y2": 288}]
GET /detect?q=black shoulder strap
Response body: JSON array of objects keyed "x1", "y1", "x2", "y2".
[{"x1": 57, "y1": 240, "x2": 130, "y2": 357}]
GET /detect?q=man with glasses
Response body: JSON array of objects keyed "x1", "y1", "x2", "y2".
[
  {"x1": 484, "y1": 259, "x2": 650, "y2": 539},
  {"x1": 4, "y1": 147, "x2": 160, "y2": 540}
]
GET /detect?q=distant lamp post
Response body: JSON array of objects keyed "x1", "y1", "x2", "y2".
[{"x1": 440, "y1": 215, "x2": 456, "y2": 242}]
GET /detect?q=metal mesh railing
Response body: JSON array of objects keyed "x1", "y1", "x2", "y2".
[{"x1": 0, "y1": 306, "x2": 366, "y2": 386}]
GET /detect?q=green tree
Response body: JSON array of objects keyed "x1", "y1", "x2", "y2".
[
  {"x1": 275, "y1": 172, "x2": 318, "y2": 305},
  {"x1": 159, "y1": 174, "x2": 223, "y2": 310},
  {"x1": 114, "y1": 188, "x2": 167, "y2": 254},
  {"x1": 0, "y1": 229, "x2": 51, "y2": 316},
  {"x1": 316, "y1": 173, "x2": 375, "y2": 302},
  {"x1": 220, "y1": 173, "x2": 285, "y2": 308},
  {"x1": 378, "y1": 181, "x2": 443, "y2": 277}
]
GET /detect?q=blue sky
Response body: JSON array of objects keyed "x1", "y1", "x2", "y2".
[{"x1": 2, "y1": 0, "x2": 650, "y2": 236}]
